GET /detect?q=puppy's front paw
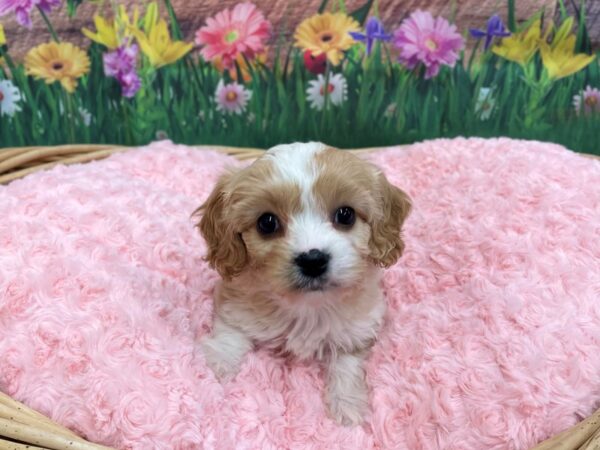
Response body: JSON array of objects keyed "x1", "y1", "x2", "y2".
[
  {"x1": 200, "y1": 336, "x2": 242, "y2": 383},
  {"x1": 325, "y1": 379, "x2": 368, "y2": 426},
  {"x1": 199, "y1": 317, "x2": 253, "y2": 383}
]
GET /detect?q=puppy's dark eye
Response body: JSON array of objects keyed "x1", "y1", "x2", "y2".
[
  {"x1": 257, "y1": 213, "x2": 280, "y2": 235},
  {"x1": 333, "y1": 206, "x2": 356, "y2": 227}
]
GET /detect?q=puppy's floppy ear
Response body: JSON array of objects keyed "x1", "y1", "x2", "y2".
[
  {"x1": 369, "y1": 172, "x2": 412, "y2": 268},
  {"x1": 194, "y1": 170, "x2": 247, "y2": 279}
]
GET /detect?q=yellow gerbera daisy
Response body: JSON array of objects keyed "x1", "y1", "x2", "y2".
[
  {"x1": 25, "y1": 42, "x2": 90, "y2": 93},
  {"x1": 133, "y1": 19, "x2": 192, "y2": 68},
  {"x1": 294, "y1": 12, "x2": 359, "y2": 66}
]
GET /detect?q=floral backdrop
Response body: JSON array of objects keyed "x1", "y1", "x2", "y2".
[{"x1": 0, "y1": 0, "x2": 598, "y2": 154}]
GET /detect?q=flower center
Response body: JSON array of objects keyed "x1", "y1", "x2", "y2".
[
  {"x1": 319, "y1": 83, "x2": 335, "y2": 96},
  {"x1": 585, "y1": 96, "x2": 598, "y2": 107},
  {"x1": 225, "y1": 91, "x2": 238, "y2": 102},
  {"x1": 320, "y1": 32, "x2": 334, "y2": 43},
  {"x1": 224, "y1": 30, "x2": 239, "y2": 44},
  {"x1": 51, "y1": 61, "x2": 64, "y2": 71},
  {"x1": 424, "y1": 38, "x2": 438, "y2": 51}
]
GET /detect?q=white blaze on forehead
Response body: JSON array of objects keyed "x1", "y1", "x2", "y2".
[
  {"x1": 264, "y1": 142, "x2": 326, "y2": 193},
  {"x1": 264, "y1": 142, "x2": 334, "y2": 253}
]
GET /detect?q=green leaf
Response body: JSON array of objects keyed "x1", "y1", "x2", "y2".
[
  {"x1": 318, "y1": 0, "x2": 330, "y2": 13},
  {"x1": 449, "y1": 0, "x2": 458, "y2": 24},
  {"x1": 557, "y1": 0, "x2": 568, "y2": 21},
  {"x1": 575, "y1": 0, "x2": 592, "y2": 53},
  {"x1": 66, "y1": 0, "x2": 84, "y2": 17},
  {"x1": 507, "y1": 0, "x2": 516, "y2": 32},
  {"x1": 349, "y1": 0, "x2": 374, "y2": 26},
  {"x1": 163, "y1": 0, "x2": 183, "y2": 40}
]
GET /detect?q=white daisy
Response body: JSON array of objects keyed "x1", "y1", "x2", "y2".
[
  {"x1": 306, "y1": 73, "x2": 348, "y2": 111},
  {"x1": 573, "y1": 85, "x2": 600, "y2": 116},
  {"x1": 79, "y1": 107, "x2": 92, "y2": 126},
  {"x1": 475, "y1": 87, "x2": 496, "y2": 121},
  {"x1": 0, "y1": 79, "x2": 22, "y2": 117},
  {"x1": 215, "y1": 79, "x2": 252, "y2": 115},
  {"x1": 58, "y1": 101, "x2": 92, "y2": 126},
  {"x1": 155, "y1": 130, "x2": 169, "y2": 140},
  {"x1": 384, "y1": 102, "x2": 397, "y2": 118}
]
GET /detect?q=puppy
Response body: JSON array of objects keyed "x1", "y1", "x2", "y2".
[{"x1": 195, "y1": 142, "x2": 411, "y2": 425}]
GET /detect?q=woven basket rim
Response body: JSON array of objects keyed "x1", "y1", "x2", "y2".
[
  {"x1": 0, "y1": 142, "x2": 598, "y2": 185},
  {"x1": 0, "y1": 144, "x2": 383, "y2": 185},
  {"x1": 2, "y1": 142, "x2": 597, "y2": 184}
]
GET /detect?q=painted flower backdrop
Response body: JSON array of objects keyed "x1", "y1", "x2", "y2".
[{"x1": 0, "y1": 0, "x2": 598, "y2": 154}]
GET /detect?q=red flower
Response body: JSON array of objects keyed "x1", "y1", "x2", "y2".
[{"x1": 303, "y1": 50, "x2": 327, "y2": 74}]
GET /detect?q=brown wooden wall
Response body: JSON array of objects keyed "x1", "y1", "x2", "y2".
[{"x1": 2, "y1": 0, "x2": 598, "y2": 61}]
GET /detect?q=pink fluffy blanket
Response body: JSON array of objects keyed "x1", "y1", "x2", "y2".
[{"x1": 1, "y1": 138, "x2": 600, "y2": 450}]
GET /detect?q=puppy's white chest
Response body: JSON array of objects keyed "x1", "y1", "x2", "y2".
[
  {"x1": 219, "y1": 272, "x2": 386, "y2": 361},
  {"x1": 279, "y1": 298, "x2": 385, "y2": 360},
  {"x1": 241, "y1": 286, "x2": 385, "y2": 359}
]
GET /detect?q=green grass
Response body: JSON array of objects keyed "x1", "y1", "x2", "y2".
[{"x1": 0, "y1": 1, "x2": 599, "y2": 154}]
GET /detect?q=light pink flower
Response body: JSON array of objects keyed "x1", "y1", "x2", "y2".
[
  {"x1": 393, "y1": 10, "x2": 464, "y2": 79},
  {"x1": 215, "y1": 79, "x2": 252, "y2": 115},
  {"x1": 195, "y1": 2, "x2": 271, "y2": 70},
  {"x1": 573, "y1": 85, "x2": 600, "y2": 116}
]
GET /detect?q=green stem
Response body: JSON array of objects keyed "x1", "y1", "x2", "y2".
[
  {"x1": 37, "y1": 6, "x2": 59, "y2": 42},
  {"x1": 0, "y1": 46, "x2": 17, "y2": 73},
  {"x1": 320, "y1": 64, "x2": 331, "y2": 132},
  {"x1": 123, "y1": 101, "x2": 134, "y2": 145},
  {"x1": 524, "y1": 70, "x2": 553, "y2": 130},
  {"x1": 64, "y1": 91, "x2": 76, "y2": 143}
]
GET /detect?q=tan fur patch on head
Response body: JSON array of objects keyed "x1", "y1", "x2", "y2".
[
  {"x1": 313, "y1": 147, "x2": 411, "y2": 267},
  {"x1": 313, "y1": 148, "x2": 380, "y2": 221},
  {"x1": 196, "y1": 155, "x2": 304, "y2": 279},
  {"x1": 369, "y1": 173, "x2": 412, "y2": 267},
  {"x1": 195, "y1": 169, "x2": 248, "y2": 279}
]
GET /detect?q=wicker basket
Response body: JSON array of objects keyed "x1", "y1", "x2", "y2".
[
  {"x1": 0, "y1": 144, "x2": 270, "y2": 185},
  {"x1": 0, "y1": 144, "x2": 599, "y2": 449}
]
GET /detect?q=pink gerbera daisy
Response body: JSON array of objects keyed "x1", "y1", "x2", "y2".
[
  {"x1": 393, "y1": 10, "x2": 464, "y2": 79},
  {"x1": 215, "y1": 79, "x2": 252, "y2": 115},
  {"x1": 573, "y1": 85, "x2": 600, "y2": 116},
  {"x1": 195, "y1": 2, "x2": 271, "y2": 70}
]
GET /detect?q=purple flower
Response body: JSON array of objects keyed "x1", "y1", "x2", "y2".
[
  {"x1": 117, "y1": 71, "x2": 141, "y2": 98},
  {"x1": 37, "y1": 0, "x2": 58, "y2": 12},
  {"x1": 103, "y1": 45, "x2": 138, "y2": 77},
  {"x1": 469, "y1": 14, "x2": 511, "y2": 50},
  {"x1": 349, "y1": 16, "x2": 392, "y2": 55},
  {"x1": 0, "y1": 0, "x2": 60, "y2": 28},
  {"x1": 103, "y1": 44, "x2": 141, "y2": 98},
  {"x1": 393, "y1": 10, "x2": 464, "y2": 79}
]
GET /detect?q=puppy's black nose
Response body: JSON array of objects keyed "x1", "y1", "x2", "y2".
[{"x1": 295, "y1": 249, "x2": 330, "y2": 278}]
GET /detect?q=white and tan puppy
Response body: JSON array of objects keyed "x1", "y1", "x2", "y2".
[{"x1": 196, "y1": 142, "x2": 411, "y2": 425}]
